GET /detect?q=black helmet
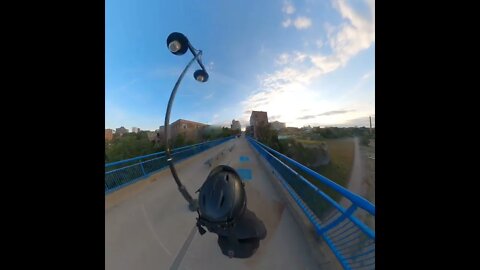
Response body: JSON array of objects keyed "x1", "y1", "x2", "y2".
[{"x1": 197, "y1": 165, "x2": 246, "y2": 229}]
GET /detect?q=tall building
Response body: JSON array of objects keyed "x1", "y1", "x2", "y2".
[
  {"x1": 132, "y1": 127, "x2": 140, "y2": 133},
  {"x1": 249, "y1": 111, "x2": 269, "y2": 139},
  {"x1": 115, "y1": 126, "x2": 129, "y2": 136},
  {"x1": 105, "y1": 129, "x2": 113, "y2": 141},
  {"x1": 231, "y1": 119, "x2": 241, "y2": 131},
  {"x1": 270, "y1": 121, "x2": 286, "y2": 131}
]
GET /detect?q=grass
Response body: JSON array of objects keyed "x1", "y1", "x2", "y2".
[
  {"x1": 268, "y1": 136, "x2": 357, "y2": 219},
  {"x1": 294, "y1": 138, "x2": 355, "y2": 203},
  {"x1": 296, "y1": 139, "x2": 324, "y2": 146},
  {"x1": 295, "y1": 139, "x2": 354, "y2": 186}
]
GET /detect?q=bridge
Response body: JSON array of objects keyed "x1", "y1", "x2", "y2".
[{"x1": 105, "y1": 134, "x2": 375, "y2": 270}]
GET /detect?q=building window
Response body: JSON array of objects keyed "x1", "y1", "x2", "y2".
[{"x1": 183, "y1": 124, "x2": 187, "y2": 129}]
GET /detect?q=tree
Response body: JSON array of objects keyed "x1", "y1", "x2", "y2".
[
  {"x1": 360, "y1": 134, "x2": 370, "y2": 146},
  {"x1": 256, "y1": 124, "x2": 281, "y2": 151},
  {"x1": 173, "y1": 134, "x2": 186, "y2": 148},
  {"x1": 105, "y1": 132, "x2": 157, "y2": 162}
]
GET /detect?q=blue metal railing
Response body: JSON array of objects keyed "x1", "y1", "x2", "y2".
[
  {"x1": 247, "y1": 136, "x2": 375, "y2": 270},
  {"x1": 105, "y1": 136, "x2": 234, "y2": 194}
]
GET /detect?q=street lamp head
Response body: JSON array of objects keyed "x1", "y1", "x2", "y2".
[
  {"x1": 167, "y1": 32, "x2": 189, "y2": 55},
  {"x1": 194, "y1": 69, "x2": 209, "y2": 83}
]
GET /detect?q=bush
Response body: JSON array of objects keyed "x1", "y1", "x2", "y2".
[{"x1": 360, "y1": 135, "x2": 370, "y2": 146}]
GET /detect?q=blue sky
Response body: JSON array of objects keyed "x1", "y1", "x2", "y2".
[{"x1": 106, "y1": 0, "x2": 375, "y2": 131}]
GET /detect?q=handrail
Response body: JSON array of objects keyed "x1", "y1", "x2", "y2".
[
  {"x1": 253, "y1": 139, "x2": 375, "y2": 215},
  {"x1": 105, "y1": 136, "x2": 234, "y2": 194},
  {"x1": 247, "y1": 137, "x2": 375, "y2": 237},
  {"x1": 246, "y1": 136, "x2": 375, "y2": 270},
  {"x1": 105, "y1": 136, "x2": 234, "y2": 168}
]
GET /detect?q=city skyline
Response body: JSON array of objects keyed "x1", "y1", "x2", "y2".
[
  {"x1": 106, "y1": 0, "x2": 375, "y2": 131},
  {"x1": 106, "y1": 113, "x2": 374, "y2": 133}
]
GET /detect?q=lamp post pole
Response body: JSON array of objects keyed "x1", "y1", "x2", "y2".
[{"x1": 164, "y1": 32, "x2": 209, "y2": 211}]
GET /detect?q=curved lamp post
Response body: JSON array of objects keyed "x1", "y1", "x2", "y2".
[{"x1": 164, "y1": 32, "x2": 209, "y2": 211}]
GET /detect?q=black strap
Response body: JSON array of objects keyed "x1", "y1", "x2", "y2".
[
  {"x1": 196, "y1": 223, "x2": 206, "y2": 235},
  {"x1": 196, "y1": 217, "x2": 207, "y2": 235},
  {"x1": 225, "y1": 227, "x2": 238, "y2": 258}
]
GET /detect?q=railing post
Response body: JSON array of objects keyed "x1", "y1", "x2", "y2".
[{"x1": 140, "y1": 162, "x2": 146, "y2": 176}]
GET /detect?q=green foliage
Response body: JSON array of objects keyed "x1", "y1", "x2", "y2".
[
  {"x1": 201, "y1": 126, "x2": 237, "y2": 141},
  {"x1": 256, "y1": 124, "x2": 281, "y2": 151},
  {"x1": 308, "y1": 126, "x2": 371, "y2": 139},
  {"x1": 105, "y1": 126, "x2": 237, "y2": 164},
  {"x1": 105, "y1": 132, "x2": 157, "y2": 163},
  {"x1": 360, "y1": 135, "x2": 370, "y2": 146},
  {"x1": 275, "y1": 138, "x2": 318, "y2": 166},
  {"x1": 263, "y1": 134, "x2": 355, "y2": 204},
  {"x1": 172, "y1": 134, "x2": 186, "y2": 148}
]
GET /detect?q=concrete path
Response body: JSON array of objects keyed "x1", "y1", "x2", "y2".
[
  {"x1": 106, "y1": 135, "x2": 320, "y2": 270},
  {"x1": 347, "y1": 137, "x2": 367, "y2": 198}
]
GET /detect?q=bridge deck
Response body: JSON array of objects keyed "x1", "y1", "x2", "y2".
[{"x1": 106, "y1": 135, "x2": 323, "y2": 270}]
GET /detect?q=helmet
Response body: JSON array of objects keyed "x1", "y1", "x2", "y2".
[{"x1": 197, "y1": 165, "x2": 246, "y2": 228}]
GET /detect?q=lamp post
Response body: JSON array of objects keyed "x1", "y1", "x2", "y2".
[
  {"x1": 164, "y1": 33, "x2": 267, "y2": 259},
  {"x1": 164, "y1": 32, "x2": 209, "y2": 211}
]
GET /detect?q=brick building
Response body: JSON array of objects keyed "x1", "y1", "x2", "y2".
[{"x1": 249, "y1": 111, "x2": 269, "y2": 139}]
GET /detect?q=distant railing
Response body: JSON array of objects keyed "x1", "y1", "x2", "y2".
[
  {"x1": 247, "y1": 137, "x2": 375, "y2": 270},
  {"x1": 105, "y1": 136, "x2": 234, "y2": 194}
]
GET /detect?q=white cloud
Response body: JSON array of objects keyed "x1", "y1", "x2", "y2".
[
  {"x1": 310, "y1": 55, "x2": 343, "y2": 74},
  {"x1": 275, "y1": 51, "x2": 307, "y2": 66},
  {"x1": 294, "y1": 17, "x2": 312, "y2": 29},
  {"x1": 242, "y1": 0, "x2": 375, "y2": 127},
  {"x1": 282, "y1": 19, "x2": 292, "y2": 28},
  {"x1": 293, "y1": 51, "x2": 308, "y2": 63},
  {"x1": 282, "y1": 1, "x2": 296, "y2": 14},
  {"x1": 330, "y1": 0, "x2": 375, "y2": 62},
  {"x1": 241, "y1": 82, "x2": 328, "y2": 127},
  {"x1": 275, "y1": 53, "x2": 290, "y2": 65},
  {"x1": 308, "y1": 0, "x2": 375, "y2": 73}
]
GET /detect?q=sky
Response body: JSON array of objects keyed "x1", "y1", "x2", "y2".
[{"x1": 106, "y1": 0, "x2": 375, "y2": 131}]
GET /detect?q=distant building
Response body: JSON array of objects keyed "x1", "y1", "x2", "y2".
[
  {"x1": 284, "y1": 127, "x2": 300, "y2": 133},
  {"x1": 250, "y1": 111, "x2": 268, "y2": 127},
  {"x1": 270, "y1": 121, "x2": 286, "y2": 131},
  {"x1": 105, "y1": 129, "x2": 113, "y2": 141},
  {"x1": 132, "y1": 127, "x2": 140, "y2": 133},
  {"x1": 249, "y1": 111, "x2": 269, "y2": 139},
  {"x1": 170, "y1": 119, "x2": 209, "y2": 142},
  {"x1": 301, "y1": 125, "x2": 313, "y2": 133},
  {"x1": 115, "y1": 126, "x2": 129, "y2": 136},
  {"x1": 231, "y1": 119, "x2": 241, "y2": 131}
]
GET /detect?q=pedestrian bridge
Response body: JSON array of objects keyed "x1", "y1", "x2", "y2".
[{"x1": 105, "y1": 134, "x2": 375, "y2": 270}]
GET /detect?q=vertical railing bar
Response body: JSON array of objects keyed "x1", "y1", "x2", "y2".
[
  {"x1": 327, "y1": 221, "x2": 356, "y2": 239},
  {"x1": 319, "y1": 205, "x2": 357, "y2": 234}
]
